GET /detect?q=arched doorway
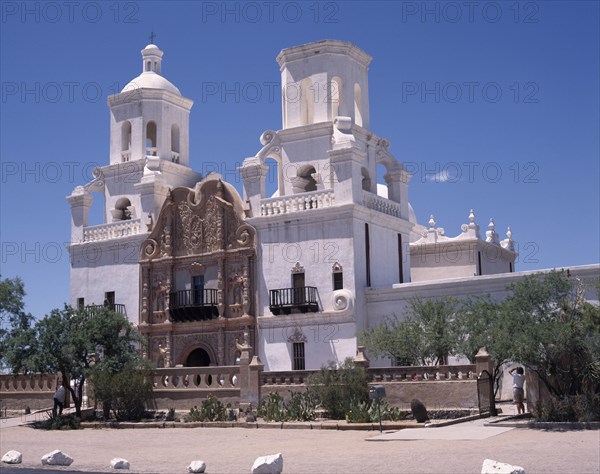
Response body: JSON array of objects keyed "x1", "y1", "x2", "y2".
[{"x1": 186, "y1": 347, "x2": 211, "y2": 367}]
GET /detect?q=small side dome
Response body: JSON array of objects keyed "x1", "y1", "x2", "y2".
[{"x1": 143, "y1": 43, "x2": 159, "y2": 50}]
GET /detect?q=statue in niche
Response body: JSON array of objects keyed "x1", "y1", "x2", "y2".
[
  {"x1": 158, "y1": 343, "x2": 171, "y2": 368},
  {"x1": 155, "y1": 281, "x2": 169, "y2": 312}
]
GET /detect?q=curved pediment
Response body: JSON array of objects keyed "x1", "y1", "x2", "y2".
[{"x1": 141, "y1": 178, "x2": 255, "y2": 260}]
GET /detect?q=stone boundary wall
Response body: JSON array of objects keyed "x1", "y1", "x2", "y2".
[
  {"x1": 260, "y1": 364, "x2": 478, "y2": 409},
  {"x1": 0, "y1": 373, "x2": 60, "y2": 411},
  {"x1": 0, "y1": 362, "x2": 479, "y2": 412}
]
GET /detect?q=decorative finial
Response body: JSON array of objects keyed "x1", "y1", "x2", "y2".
[
  {"x1": 469, "y1": 209, "x2": 475, "y2": 223},
  {"x1": 429, "y1": 215, "x2": 436, "y2": 228},
  {"x1": 506, "y1": 227, "x2": 512, "y2": 239},
  {"x1": 149, "y1": 31, "x2": 156, "y2": 44},
  {"x1": 488, "y1": 218, "x2": 495, "y2": 230}
]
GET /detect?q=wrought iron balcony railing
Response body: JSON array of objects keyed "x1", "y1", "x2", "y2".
[
  {"x1": 169, "y1": 289, "x2": 219, "y2": 322},
  {"x1": 83, "y1": 304, "x2": 127, "y2": 316},
  {"x1": 269, "y1": 286, "x2": 319, "y2": 315}
]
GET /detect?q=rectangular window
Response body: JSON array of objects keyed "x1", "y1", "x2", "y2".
[
  {"x1": 365, "y1": 223, "x2": 371, "y2": 287},
  {"x1": 509, "y1": 262, "x2": 513, "y2": 273},
  {"x1": 477, "y1": 252, "x2": 482, "y2": 276},
  {"x1": 333, "y1": 272, "x2": 343, "y2": 290},
  {"x1": 397, "y1": 234, "x2": 404, "y2": 284},
  {"x1": 292, "y1": 342, "x2": 305, "y2": 370},
  {"x1": 104, "y1": 291, "x2": 115, "y2": 308},
  {"x1": 77, "y1": 297, "x2": 85, "y2": 309}
]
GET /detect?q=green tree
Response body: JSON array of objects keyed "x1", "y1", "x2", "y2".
[
  {"x1": 0, "y1": 276, "x2": 35, "y2": 370},
  {"x1": 359, "y1": 297, "x2": 459, "y2": 366},
  {"x1": 8, "y1": 305, "x2": 143, "y2": 418},
  {"x1": 505, "y1": 271, "x2": 600, "y2": 401},
  {"x1": 455, "y1": 295, "x2": 523, "y2": 395},
  {"x1": 359, "y1": 315, "x2": 423, "y2": 366}
]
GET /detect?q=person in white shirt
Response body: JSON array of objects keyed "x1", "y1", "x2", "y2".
[
  {"x1": 52, "y1": 384, "x2": 66, "y2": 417},
  {"x1": 509, "y1": 367, "x2": 526, "y2": 414}
]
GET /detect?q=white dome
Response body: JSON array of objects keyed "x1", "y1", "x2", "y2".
[
  {"x1": 144, "y1": 43, "x2": 159, "y2": 50},
  {"x1": 121, "y1": 71, "x2": 181, "y2": 95}
]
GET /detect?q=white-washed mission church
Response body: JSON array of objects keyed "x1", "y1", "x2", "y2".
[{"x1": 67, "y1": 40, "x2": 587, "y2": 372}]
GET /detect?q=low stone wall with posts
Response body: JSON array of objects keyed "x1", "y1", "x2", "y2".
[
  {"x1": 259, "y1": 365, "x2": 478, "y2": 409},
  {"x1": 150, "y1": 366, "x2": 241, "y2": 410},
  {"x1": 0, "y1": 373, "x2": 60, "y2": 413},
  {"x1": 0, "y1": 349, "x2": 491, "y2": 414},
  {"x1": 367, "y1": 365, "x2": 477, "y2": 409}
]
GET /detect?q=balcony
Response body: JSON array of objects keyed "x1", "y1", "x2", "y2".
[
  {"x1": 362, "y1": 190, "x2": 402, "y2": 218},
  {"x1": 269, "y1": 287, "x2": 319, "y2": 315},
  {"x1": 169, "y1": 289, "x2": 219, "y2": 322},
  {"x1": 260, "y1": 189, "x2": 335, "y2": 216},
  {"x1": 83, "y1": 304, "x2": 127, "y2": 316},
  {"x1": 83, "y1": 218, "x2": 142, "y2": 242}
]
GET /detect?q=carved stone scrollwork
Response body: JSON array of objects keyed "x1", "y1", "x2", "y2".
[
  {"x1": 235, "y1": 224, "x2": 255, "y2": 247},
  {"x1": 291, "y1": 262, "x2": 304, "y2": 274},
  {"x1": 187, "y1": 181, "x2": 204, "y2": 208},
  {"x1": 142, "y1": 239, "x2": 160, "y2": 259},
  {"x1": 331, "y1": 289, "x2": 354, "y2": 314},
  {"x1": 190, "y1": 262, "x2": 205, "y2": 276},
  {"x1": 287, "y1": 327, "x2": 307, "y2": 343},
  {"x1": 260, "y1": 130, "x2": 277, "y2": 146}
]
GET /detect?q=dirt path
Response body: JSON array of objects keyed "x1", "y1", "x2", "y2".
[{"x1": 0, "y1": 423, "x2": 598, "y2": 473}]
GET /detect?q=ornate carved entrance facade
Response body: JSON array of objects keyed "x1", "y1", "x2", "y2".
[{"x1": 139, "y1": 177, "x2": 256, "y2": 367}]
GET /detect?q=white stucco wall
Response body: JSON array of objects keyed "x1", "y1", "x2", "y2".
[{"x1": 69, "y1": 234, "x2": 146, "y2": 325}]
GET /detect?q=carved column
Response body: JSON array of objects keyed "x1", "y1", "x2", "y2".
[
  {"x1": 217, "y1": 259, "x2": 225, "y2": 318},
  {"x1": 242, "y1": 257, "x2": 250, "y2": 317},
  {"x1": 217, "y1": 327, "x2": 225, "y2": 365}
]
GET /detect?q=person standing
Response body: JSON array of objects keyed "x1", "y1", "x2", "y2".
[
  {"x1": 52, "y1": 383, "x2": 66, "y2": 418},
  {"x1": 509, "y1": 367, "x2": 526, "y2": 414}
]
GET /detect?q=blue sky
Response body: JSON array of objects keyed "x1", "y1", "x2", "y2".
[{"x1": 1, "y1": 1, "x2": 599, "y2": 319}]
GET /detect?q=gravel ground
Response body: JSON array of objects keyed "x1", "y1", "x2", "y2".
[{"x1": 0, "y1": 423, "x2": 599, "y2": 473}]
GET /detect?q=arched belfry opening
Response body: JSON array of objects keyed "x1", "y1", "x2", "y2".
[
  {"x1": 354, "y1": 83, "x2": 363, "y2": 127},
  {"x1": 146, "y1": 121, "x2": 157, "y2": 155},
  {"x1": 186, "y1": 347, "x2": 211, "y2": 367}
]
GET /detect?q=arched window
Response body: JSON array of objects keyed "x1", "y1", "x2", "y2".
[
  {"x1": 330, "y1": 76, "x2": 343, "y2": 119},
  {"x1": 300, "y1": 77, "x2": 314, "y2": 126},
  {"x1": 354, "y1": 83, "x2": 363, "y2": 127},
  {"x1": 146, "y1": 61, "x2": 152, "y2": 72},
  {"x1": 332, "y1": 262, "x2": 343, "y2": 290},
  {"x1": 171, "y1": 124, "x2": 180, "y2": 162},
  {"x1": 121, "y1": 121, "x2": 132, "y2": 162},
  {"x1": 264, "y1": 156, "x2": 280, "y2": 197},
  {"x1": 146, "y1": 121, "x2": 157, "y2": 156}
]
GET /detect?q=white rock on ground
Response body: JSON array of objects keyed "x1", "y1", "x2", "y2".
[
  {"x1": 2, "y1": 450, "x2": 22, "y2": 464},
  {"x1": 111, "y1": 457, "x2": 130, "y2": 469},
  {"x1": 251, "y1": 453, "x2": 283, "y2": 474},
  {"x1": 41, "y1": 450, "x2": 74, "y2": 466},
  {"x1": 482, "y1": 458, "x2": 526, "y2": 474},
  {"x1": 187, "y1": 460, "x2": 207, "y2": 473}
]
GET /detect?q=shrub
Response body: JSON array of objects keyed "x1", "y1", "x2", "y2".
[
  {"x1": 533, "y1": 394, "x2": 600, "y2": 422},
  {"x1": 306, "y1": 358, "x2": 369, "y2": 420},
  {"x1": 33, "y1": 413, "x2": 81, "y2": 430},
  {"x1": 258, "y1": 392, "x2": 288, "y2": 422},
  {"x1": 185, "y1": 395, "x2": 227, "y2": 422},
  {"x1": 90, "y1": 360, "x2": 154, "y2": 421},
  {"x1": 257, "y1": 391, "x2": 317, "y2": 422}
]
